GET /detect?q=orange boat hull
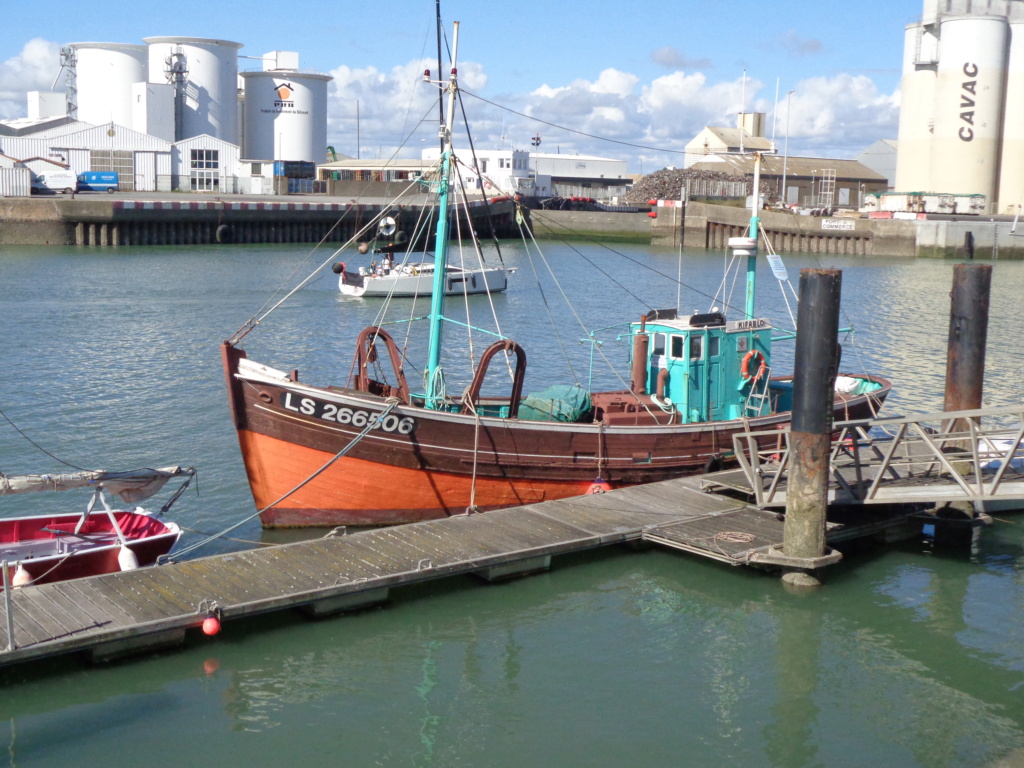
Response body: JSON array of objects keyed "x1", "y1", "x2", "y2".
[{"x1": 238, "y1": 430, "x2": 606, "y2": 526}]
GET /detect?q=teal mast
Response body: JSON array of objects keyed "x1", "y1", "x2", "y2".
[
  {"x1": 744, "y1": 152, "x2": 763, "y2": 320},
  {"x1": 424, "y1": 21, "x2": 460, "y2": 410}
]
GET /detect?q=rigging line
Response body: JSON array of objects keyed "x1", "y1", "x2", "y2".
[
  {"x1": 529, "y1": 208, "x2": 749, "y2": 319},
  {"x1": 448, "y1": 172, "x2": 479, "y2": 370},
  {"x1": 462, "y1": 90, "x2": 690, "y2": 156},
  {"x1": 518, "y1": 216, "x2": 645, "y2": 407},
  {"x1": 232, "y1": 105, "x2": 444, "y2": 342},
  {"x1": 165, "y1": 399, "x2": 401, "y2": 562},
  {"x1": 0, "y1": 404, "x2": 89, "y2": 471},
  {"x1": 230, "y1": 179, "x2": 437, "y2": 344},
  {"x1": 515, "y1": 214, "x2": 580, "y2": 384},
  {"x1": 454, "y1": 90, "x2": 506, "y2": 267}
]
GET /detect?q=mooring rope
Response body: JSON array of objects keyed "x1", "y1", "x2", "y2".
[{"x1": 163, "y1": 399, "x2": 401, "y2": 562}]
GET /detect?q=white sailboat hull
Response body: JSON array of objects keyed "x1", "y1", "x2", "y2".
[{"x1": 339, "y1": 263, "x2": 509, "y2": 298}]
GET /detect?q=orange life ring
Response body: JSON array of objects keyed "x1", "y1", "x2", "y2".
[
  {"x1": 741, "y1": 349, "x2": 767, "y2": 382},
  {"x1": 484, "y1": 181, "x2": 492, "y2": 189}
]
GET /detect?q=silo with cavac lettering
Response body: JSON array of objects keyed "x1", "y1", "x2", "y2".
[
  {"x1": 929, "y1": 15, "x2": 1007, "y2": 204},
  {"x1": 997, "y1": 22, "x2": 1024, "y2": 213}
]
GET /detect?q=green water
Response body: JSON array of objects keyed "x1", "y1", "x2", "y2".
[{"x1": 0, "y1": 244, "x2": 1022, "y2": 767}]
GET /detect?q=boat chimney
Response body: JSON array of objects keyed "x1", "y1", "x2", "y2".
[{"x1": 631, "y1": 315, "x2": 649, "y2": 393}]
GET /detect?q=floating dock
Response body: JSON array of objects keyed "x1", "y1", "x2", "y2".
[{"x1": 0, "y1": 474, "x2": 926, "y2": 670}]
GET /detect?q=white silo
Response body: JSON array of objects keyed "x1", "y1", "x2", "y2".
[
  {"x1": 68, "y1": 43, "x2": 147, "y2": 126},
  {"x1": 998, "y1": 21, "x2": 1024, "y2": 212},
  {"x1": 239, "y1": 70, "x2": 332, "y2": 162},
  {"x1": 894, "y1": 22, "x2": 938, "y2": 192},
  {"x1": 144, "y1": 36, "x2": 243, "y2": 143},
  {"x1": 929, "y1": 15, "x2": 1008, "y2": 204}
]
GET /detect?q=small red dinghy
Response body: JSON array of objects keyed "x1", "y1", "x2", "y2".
[{"x1": 0, "y1": 466, "x2": 194, "y2": 589}]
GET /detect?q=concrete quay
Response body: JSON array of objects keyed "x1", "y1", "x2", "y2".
[{"x1": 0, "y1": 192, "x2": 520, "y2": 247}]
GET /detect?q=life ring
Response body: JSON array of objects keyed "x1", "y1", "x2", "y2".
[
  {"x1": 484, "y1": 181, "x2": 492, "y2": 189},
  {"x1": 741, "y1": 349, "x2": 768, "y2": 382}
]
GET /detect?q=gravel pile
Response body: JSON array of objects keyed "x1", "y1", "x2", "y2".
[{"x1": 624, "y1": 168, "x2": 778, "y2": 205}]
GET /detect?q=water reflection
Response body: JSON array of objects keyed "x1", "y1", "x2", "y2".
[{"x1": 3, "y1": 245, "x2": 1024, "y2": 766}]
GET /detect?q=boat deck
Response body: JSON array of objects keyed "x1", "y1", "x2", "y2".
[{"x1": 0, "y1": 476, "x2": 923, "y2": 669}]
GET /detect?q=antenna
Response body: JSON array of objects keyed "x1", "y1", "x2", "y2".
[{"x1": 739, "y1": 69, "x2": 746, "y2": 154}]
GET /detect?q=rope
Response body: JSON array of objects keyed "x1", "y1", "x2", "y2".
[
  {"x1": 163, "y1": 399, "x2": 401, "y2": 562},
  {"x1": 462, "y1": 393, "x2": 482, "y2": 515},
  {"x1": 0, "y1": 404, "x2": 90, "y2": 471}
]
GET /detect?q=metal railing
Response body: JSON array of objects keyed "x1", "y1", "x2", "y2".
[{"x1": 732, "y1": 405, "x2": 1024, "y2": 508}]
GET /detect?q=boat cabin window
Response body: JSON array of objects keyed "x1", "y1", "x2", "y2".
[
  {"x1": 689, "y1": 336, "x2": 703, "y2": 361},
  {"x1": 670, "y1": 335, "x2": 686, "y2": 359},
  {"x1": 652, "y1": 333, "x2": 666, "y2": 356},
  {"x1": 708, "y1": 336, "x2": 719, "y2": 357}
]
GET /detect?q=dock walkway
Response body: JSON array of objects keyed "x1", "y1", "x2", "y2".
[{"x1": 0, "y1": 475, "x2": 914, "y2": 669}]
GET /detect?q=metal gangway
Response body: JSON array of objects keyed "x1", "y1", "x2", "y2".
[{"x1": 717, "y1": 405, "x2": 1024, "y2": 509}]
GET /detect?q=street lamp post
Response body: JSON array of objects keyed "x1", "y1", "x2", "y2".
[{"x1": 781, "y1": 89, "x2": 793, "y2": 207}]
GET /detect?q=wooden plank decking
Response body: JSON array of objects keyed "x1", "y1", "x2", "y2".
[{"x1": 0, "y1": 476, "x2": 923, "y2": 669}]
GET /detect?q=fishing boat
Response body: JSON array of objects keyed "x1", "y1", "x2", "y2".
[
  {"x1": 0, "y1": 466, "x2": 193, "y2": 588},
  {"x1": 333, "y1": 217, "x2": 511, "y2": 298},
  {"x1": 222, "y1": 21, "x2": 891, "y2": 527}
]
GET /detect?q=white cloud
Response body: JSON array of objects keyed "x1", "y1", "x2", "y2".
[
  {"x1": 777, "y1": 74, "x2": 900, "y2": 156},
  {"x1": 0, "y1": 38, "x2": 62, "y2": 119}
]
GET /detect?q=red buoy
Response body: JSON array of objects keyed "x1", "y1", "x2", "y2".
[
  {"x1": 202, "y1": 616, "x2": 221, "y2": 636},
  {"x1": 647, "y1": 211, "x2": 657, "y2": 218},
  {"x1": 647, "y1": 199, "x2": 657, "y2": 206},
  {"x1": 586, "y1": 479, "x2": 612, "y2": 494}
]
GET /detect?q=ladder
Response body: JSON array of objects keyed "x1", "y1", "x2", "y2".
[{"x1": 743, "y1": 369, "x2": 772, "y2": 417}]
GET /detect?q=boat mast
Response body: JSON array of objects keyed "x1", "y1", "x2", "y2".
[
  {"x1": 744, "y1": 152, "x2": 762, "y2": 320},
  {"x1": 425, "y1": 20, "x2": 460, "y2": 409}
]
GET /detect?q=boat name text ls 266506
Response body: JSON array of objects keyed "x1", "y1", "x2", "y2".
[{"x1": 281, "y1": 393, "x2": 416, "y2": 434}]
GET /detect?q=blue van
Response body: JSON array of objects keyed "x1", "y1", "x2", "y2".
[{"x1": 77, "y1": 171, "x2": 119, "y2": 193}]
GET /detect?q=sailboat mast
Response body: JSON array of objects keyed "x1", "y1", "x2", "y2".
[
  {"x1": 435, "y1": 0, "x2": 444, "y2": 153},
  {"x1": 425, "y1": 20, "x2": 460, "y2": 409},
  {"x1": 745, "y1": 152, "x2": 762, "y2": 320}
]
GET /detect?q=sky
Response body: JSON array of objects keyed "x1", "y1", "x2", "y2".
[{"x1": 0, "y1": 0, "x2": 924, "y2": 172}]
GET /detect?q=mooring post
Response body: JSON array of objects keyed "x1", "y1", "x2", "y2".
[
  {"x1": 944, "y1": 263, "x2": 991, "y2": 417},
  {"x1": 3, "y1": 561, "x2": 14, "y2": 651},
  {"x1": 782, "y1": 269, "x2": 843, "y2": 588},
  {"x1": 939, "y1": 263, "x2": 992, "y2": 528}
]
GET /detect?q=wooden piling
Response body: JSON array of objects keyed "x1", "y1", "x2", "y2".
[{"x1": 782, "y1": 269, "x2": 843, "y2": 586}]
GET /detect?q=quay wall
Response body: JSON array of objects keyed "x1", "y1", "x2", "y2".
[
  {"x1": 529, "y1": 209, "x2": 652, "y2": 241},
  {"x1": 0, "y1": 197, "x2": 519, "y2": 247},
  {"x1": 658, "y1": 201, "x2": 1024, "y2": 259}
]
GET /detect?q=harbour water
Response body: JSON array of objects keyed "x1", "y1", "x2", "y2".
[{"x1": 1, "y1": 242, "x2": 1023, "y2": 767}]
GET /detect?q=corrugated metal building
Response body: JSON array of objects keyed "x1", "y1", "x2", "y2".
[{"x1": 688, "y1": 154, "x2": 887, "y2": 208}]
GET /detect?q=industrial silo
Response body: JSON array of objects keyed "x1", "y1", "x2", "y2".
[
  {"x1": 998, "y1": 21, "x2": 1024, "y2": 212},
  {"x1": 894, "y1": 23, "x2": 938, "y2": 192},
  {"x1": 928, "y1": 15, "x2": 1008, "y2": 205},
  {"x1": 239, "y1": 70, "x2": 332, "y2": 162},
  {"x1": 143, "y1": 36, "x2": 243, "y2": 143},
  {"x1": 68, "y1": 42, "x2": 147, "y2": 126}
]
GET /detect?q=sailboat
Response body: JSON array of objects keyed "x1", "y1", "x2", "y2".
[
  {"x1": 221, "y1": 22, "x2": 891, "y2": 527},
  {"x1": 1, "y1": 466, "x2": 192, "y2": 588},
  {"x1": 333, "y1": 217, "x2": 511, "y2": 298}
]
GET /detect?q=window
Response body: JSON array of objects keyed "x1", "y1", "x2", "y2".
[
  {"x1": 190, "y1": 149, "x2": 219, "y2": 169},
  {"x1": 190, "y1": 149, "x2": 220, "y2": 191},
  {"x1": 670, "y1": 336, "x2": 685, "y2": 359},
  {"x1": 652, "y1": 333, "x2": 666, "y2": 356},
  {"x1": 251, "y1": 162, "x2": 262, "y2": 176},
  {"x1": 689, "y1": 336, "x2": 703, "y2": 361},
  {"x1": 708, "y1": 336, "x2": 720, "y2": 357}
]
